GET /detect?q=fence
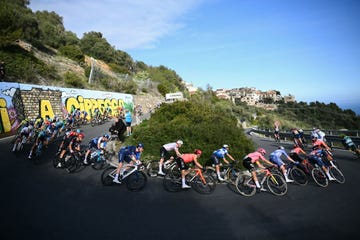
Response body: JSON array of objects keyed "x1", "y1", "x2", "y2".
[{"x1": 251, "y1": 128, "x2": 360, "y2": 148}]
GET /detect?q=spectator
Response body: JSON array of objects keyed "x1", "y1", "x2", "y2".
[{"x1": 125, "y1": 109, "x2": 132, "y2": 136}]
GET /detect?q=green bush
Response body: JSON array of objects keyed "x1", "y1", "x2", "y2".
[
  {"x1": 125, "y1": 99, "x2": 255, "y2": 166},
  {"x1": 58, "y1": 45, "x2": 84, "y2": 63},
  {"x1": 64, "y1": 71, "x2": 85, "y2": 88}
]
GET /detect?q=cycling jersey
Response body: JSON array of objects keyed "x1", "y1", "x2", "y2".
[
  {"x1": 244, "y1": 152, "x2": 266, "y2": 163},
  {"x1": 180, "y1": 153, "x2": 197, "y2": 163},
  {"x1": 212, "y1": 148, "x2": 228, "y2": 158},
  {"x1": 269, "y1": 149, "x2": 289, "y2": 167},
  {"x1": 118, "y1": 146, "x2": 141, "y2": 163},
  {"x1": 162, "y1": 142, "x2": 178, "y2": 151}
]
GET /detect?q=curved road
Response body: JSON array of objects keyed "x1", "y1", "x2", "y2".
[{"x1": 1, "y1": 122, "x2": 359, "y2": 240}]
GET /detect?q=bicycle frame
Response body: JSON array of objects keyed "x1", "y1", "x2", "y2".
[
  {"x1": 255, "y1": 168, "x2": 279, "y2": 187},
  {"x1": 187, "y1": 168, "x2": 206, "y2": 185}
]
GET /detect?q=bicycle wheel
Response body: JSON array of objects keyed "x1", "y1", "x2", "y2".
[
  {"x1": 311, "y1": 168, "x2": 328, "y2": 187},
  {"x1": 163, "y1": 170, "x2": 182, "y2": 192},
  {"x1": 66, "y1": 156, "x2": 80, "y2": 173},
  {"x1": 266, "y1": 173, "x2": 288, "y2": 196},
  {"x1": 235, "y1": 174, "x2": 256, "y2": 197},
  {"x1": 147, "y1": 160, "x2": 160, "y2": 177},
  {"x1": 33, "y1": 143, "x2": 43, "y2": 165},
  {"x1": 191, "y1": 175, "x2": 216, "y2": 194},
  {"x1": 126, "y1": 171, "x2": 147, "y2": 191},
  {"x1": 92, "y1": 155, "x2": 109, "y2": 170},
  {"x1": 53, "y1": 153, "x2": 61, "y2": 168},
  {"x1": 101, "y1": 166, "x2": 116, "y2": 186},
  {"x1": 204, "y1": 167, "x2": 218, "y2": 182},
  {"x1": 289, "y1": 166, "x2": 308, "y2": 186},
  {"x1": 329, "y1": 166, "x2": 345, "y2": 184},
  {"x1": 226, "y1": 167, "x2": 242, "y2": 185}
]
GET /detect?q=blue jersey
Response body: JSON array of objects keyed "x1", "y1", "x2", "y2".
[
  {"x1": 212, "y1": 148, "x2": 228, "y2": 158},
  {"x1": 270, "y1": 149, "x2": 289, "y2": 159},
  {"x1": 120, "y1": 146, "x2": 141, "y2": 160},
  {"x1": 125, "y1": 112, "x2": 132, "y2": 123}
]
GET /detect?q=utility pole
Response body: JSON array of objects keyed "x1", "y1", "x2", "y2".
[{"x1": 88, "y1": 57, "x2": 95, "y2": 84}]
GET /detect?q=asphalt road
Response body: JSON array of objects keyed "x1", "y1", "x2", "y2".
[{"x1": 1, "y1": 122, "x2": 360, "y2": 240}]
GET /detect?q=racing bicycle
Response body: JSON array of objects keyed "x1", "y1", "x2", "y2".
[
  {"x1": 163, "y1": 167, "x2": 216, "y2": 194},
  {"x1": 101, "y1": 162, "x2": 147, "y2": 191},
  {"x1": 235, "y1": 166, "x2": 288, "y2": 197}
]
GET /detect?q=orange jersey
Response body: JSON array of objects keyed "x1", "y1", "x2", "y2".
[
  {"x1": 180, "y1": 153, "x2": 197, "y2": 163},
  {"x1": 291, "y1": 147, "x2": 303, "y2": 154}
]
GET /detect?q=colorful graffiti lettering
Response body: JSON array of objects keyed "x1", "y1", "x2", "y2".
[
  {"x1": 0, "y1": 82, "x2": 133, "y2": 136},
  {"x1": 0, "y1": 98, "x2": 12, "y2": 133},
  {"x1": 65, "y1": 96, "x2": 125, "y2": 118}
]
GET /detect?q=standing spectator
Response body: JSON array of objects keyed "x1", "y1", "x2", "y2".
[
  {"x1": 125, "y1": 109, "x2": 132, "y2": 136},
  {"x1": 0, "y1": 61, "x2": 5, "y2": 81}
]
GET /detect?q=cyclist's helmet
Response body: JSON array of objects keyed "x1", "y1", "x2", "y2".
[
  {"x1": 194, "y1": 149, "x2": 202, "y2": 155},
  {"x1": 103, "y1": 134, "x2": 110, "y2": 139},
  {"x1": 257, "y1": 148, "x2": 266, "y2": 155},
  {"x1": 293, "y1": 144, "x2": 298, "y2": 148},
  {"x1": 223, "y1": 144, "x2": 229, "y2": 148},
  {"x1": 278, "y1": 146, "x2": 285, "y2": 150},
  {"x1": 76, "y1": 129, "x2": 81, "y2": 133},
  {"x1": 137, "y1": 143, "x2": 144, "y2": 148},
  {"x1": 78, "y1": 133, "x2": 85, "y2": 139},
  {"x1": 176, "y1": 140, "x2": 183, "y2": 146}
]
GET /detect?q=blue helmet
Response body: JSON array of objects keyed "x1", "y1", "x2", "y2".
[
  {"x1": 103, "y1": 134, "x2": 110, "y2": 139},
  {"x1": 137, "y1": 143, "x2": 144, "y2": 148}
]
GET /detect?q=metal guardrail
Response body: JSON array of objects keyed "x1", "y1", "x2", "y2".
[{"x1": 251, "y1": 128, "x2": 360, "y2": 148}]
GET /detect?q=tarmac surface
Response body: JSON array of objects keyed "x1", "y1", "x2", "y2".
[{"x1": 1, "y1": 121, "x2": 360, "y2": 240}]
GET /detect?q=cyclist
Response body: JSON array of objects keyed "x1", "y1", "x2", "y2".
[
  {"x1": 341, "y1": 134, "x2": 360, "y2": 156},
  {"x1": 269, "y1": 146, "x2": 297, "y2": 183},
  {"x1": 57, "y1": 129, "x2": 81, "y2": 167},
  {"x1": 291, "y1": 128, "x2": 303, "y2": 147},
  {"x1": 81, "y1": 110, "x2": 88, "y2": 123},
  {"x1": 83, "y1": 134, "x2": 110, "y2": 164},
  {"x1": 68, "y1": 132, "x2": 84, "y2": 154},
  {"x1": 158, "y1": 140, "x2": 183, "y2": 176},
  {"x1": 175, "y1": 149, "x2": 204, "y2": 189},
  {"x1": 28, "y1": 126, "x2": 50, "y2": 159},
  {"x1": 34, "y1": 115, "x2": 44, "y2": 129},
  {"x1": 242, "y1": 148, "x2": 276, "y2": 191},
  {"x1": 274, "y1": 125, "x2": 280, "y2": 142},
  {"x1": 289, "y1": 144, "x2": 307, "y2": 163},
  {"x1": 113, "y1": 143, "x2": 144, "y2": 184},
  {"x1": 311, "y1": 127, "x2": 326, "y2": 141},
  {"x1": 12, "y1": 122, "x2": 33, "y2": 152},
  {"x1": 210, "y1": 144, "x2": 236, "y2": 181},
  {"x1": 307, "y1": 149, "x2": 335, "y2": 181},
  {"x1": 311, "y1": 135, "x2": 333, "y2": 160}
]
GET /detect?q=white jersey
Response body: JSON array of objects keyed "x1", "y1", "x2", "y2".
[{"x1": 163, "y1": 142, "x2": 178, "y2": 151}]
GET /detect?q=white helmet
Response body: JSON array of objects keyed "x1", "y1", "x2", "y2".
[
  {"x1": 176, "y1": 140, "x2": 183, "y2": 145},
  {"x1": 223, "y1": 144, "x2": 229, "y2": 148}
]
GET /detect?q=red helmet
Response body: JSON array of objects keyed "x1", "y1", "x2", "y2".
[
  {"x1": 194, "y1": 149, "x2": 202, "y2": 155},
  {"x1": 78, "y1": 133, "x2": 85, "y2": 139},
  {"x1": 257, "y1": 148, "x2": 266, "y2": 155}
]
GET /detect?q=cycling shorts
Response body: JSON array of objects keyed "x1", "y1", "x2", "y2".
[
  {"x1": 160, "y1": 147, "x2": 170, "y2": 159},
  {"x1": 269, "y1": 155, "x2": 285, "y2": 167},
  {"x1": 210, "y1": 154, "x2": 221, "y2": 165},
  {"x1": 118, "y1": 149, "x2": 133, "y2": 163},
  {"x1": 175, "y1": 156, "x2": 189, "y2": 170},
  {"x1": 242, "y1": 157, "x2": 256, "y2": 172}
]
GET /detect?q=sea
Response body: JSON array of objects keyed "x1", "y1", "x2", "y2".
[{"x1": 339, "y1": 103, "x2": 360, "y2": 116}]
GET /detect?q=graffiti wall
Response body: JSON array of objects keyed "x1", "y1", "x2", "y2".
[{"x1": 0, "y1": 82, "x2": 133, "y2": 135}]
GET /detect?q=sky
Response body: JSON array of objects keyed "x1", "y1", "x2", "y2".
[{"x1": 29, "y1": 0, "x2": 360, "y2": 113}]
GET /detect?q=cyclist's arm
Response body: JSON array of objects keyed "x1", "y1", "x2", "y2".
[
  {"x1": 226, "y1": 153, "x2": 235, "y2": 162},
  {"x1": 193, "y1": 157, "x2": 203, "y2": 169},
  {"x1": 174, "y1": 148, "x2": 181, "y2": 157}
]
